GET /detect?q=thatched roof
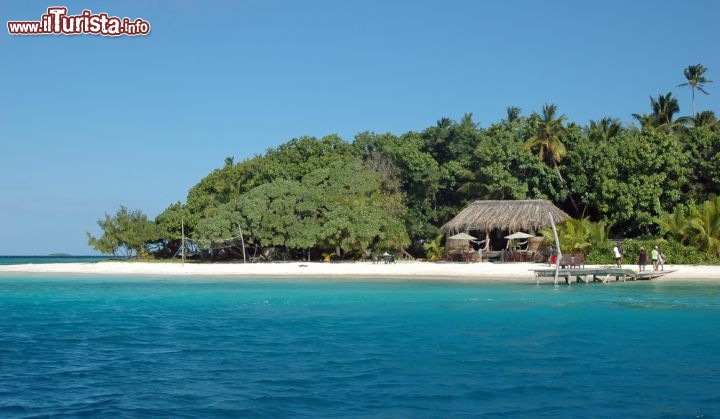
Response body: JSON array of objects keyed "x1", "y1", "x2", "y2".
[{"x1": 441, "y1": 199, "x2": 571, "y2": 234}]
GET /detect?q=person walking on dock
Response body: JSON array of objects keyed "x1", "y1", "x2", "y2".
[
  {"x1": 547, "y1": 245, "x2": 557, "y2": 266},
  {"x1": 613, "y1": 242, "x2": 623, "y2": 268},
  {"x1": 638, "y1": 247, "x2": 648, "y2": 271},
  {"x1": 651, "y1": 245, "x2": 661, "y2": 271}
]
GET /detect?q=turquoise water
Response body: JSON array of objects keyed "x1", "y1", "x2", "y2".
[{"x1": 1, "y1": 276, "x2": 719, "y2": 417}]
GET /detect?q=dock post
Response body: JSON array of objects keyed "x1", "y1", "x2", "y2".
[{"x1": 548, "y1": 212, "x2": 562, "y2": 285}]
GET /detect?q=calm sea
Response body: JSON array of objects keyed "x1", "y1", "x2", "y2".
[
  {"x1": 1, "y1": 273, "x2": 719, "y2": 417},
  {"x1": 0, "y1": 256, "x2": 114, "y2": 265}
]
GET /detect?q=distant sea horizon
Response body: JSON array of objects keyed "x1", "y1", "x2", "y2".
[{"x1": 0, "y1": 255, "x2": 115, "y2": 265}]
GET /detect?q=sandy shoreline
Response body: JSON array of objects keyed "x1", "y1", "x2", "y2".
[{"x1": 0, "y1": 261, "x2": 718, "y2": 282}]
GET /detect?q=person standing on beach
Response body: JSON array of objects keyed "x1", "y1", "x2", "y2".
[
  {"x1": 613, "y1": 242, "x2": 623, "y2": 268},
  {"x1": 657, "y1": 246, "x2": 665, "y2": 271},
  {"x1": 638, "y1": 247, "x2": 648, "y2": 271},
  {"x1": 651, "y1": 245, "x2": 661, "y2": 271}
]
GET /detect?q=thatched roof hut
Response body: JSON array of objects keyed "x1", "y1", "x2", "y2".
[{"x1": 441, "y1": 199, "x2": 571, "y2": 234}]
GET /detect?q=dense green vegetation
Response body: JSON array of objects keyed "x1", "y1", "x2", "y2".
[
  {"x1": 88, "y1": 65, "x2": 719, "y2": 263},
  {"x1": 87, "y1": 206, "x2": 160, "y2": 258}
]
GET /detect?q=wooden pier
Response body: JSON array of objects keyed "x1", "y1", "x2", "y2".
[{"x1": 531, "y1": 267, "x2": 675, "y2": 285}]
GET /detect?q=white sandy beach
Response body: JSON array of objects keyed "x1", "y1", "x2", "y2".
[{"x1": 0, "y1": 260, "x2": 717, "y2": 282}]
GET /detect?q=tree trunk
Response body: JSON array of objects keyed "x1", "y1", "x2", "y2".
[
  {"x1": 400, "y1": 247, "x2": 415, "y2": 260},
  {"x1": 691, "y1": 88, "x2": 696, "y2": 116},
  {"x1": 553, "y1": 160, "x2": 580, "y2": 214}
]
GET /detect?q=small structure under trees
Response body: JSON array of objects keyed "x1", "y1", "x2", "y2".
[{"x1": 441, "y1": 199, "x2": 571, "y2": 252}]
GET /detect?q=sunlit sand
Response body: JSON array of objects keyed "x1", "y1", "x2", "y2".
[{"x1": 0, "y1": 261, "x2": 717, "y2": 282}]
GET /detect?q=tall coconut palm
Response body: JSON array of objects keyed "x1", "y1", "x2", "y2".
[
  {"x1": 523, "y1": 104, "x2": 567, "y2": 174},
  {"x1": 523, "y1": 104, "x2": 579, "y2": 213},
  {"x1": 678, "y1": 64, "x2": 713, "y2": 116}
]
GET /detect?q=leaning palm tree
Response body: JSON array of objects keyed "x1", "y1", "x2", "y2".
[{"x1": 678, "y1": 64, "x2": 713, "y2": 116}]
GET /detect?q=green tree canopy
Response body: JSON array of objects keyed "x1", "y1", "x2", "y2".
[
  {"x1": 193, "y1": 159, "x2": 409, "y2": 259},
  {"x1": 93, "y1": 64, "x2": 720, "y2": 261},
  {"x1": 87, "y1": 206, "x2": 160, "y2": 258},
  {"x1": 595, "y1": 130, "x2": 689, "y2": 235}
]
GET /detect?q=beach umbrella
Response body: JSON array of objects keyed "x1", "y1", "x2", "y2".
[
  {"x1": 448, "y1": 232, "x2": 477, "y2": 254},
  {"x1": 505, "y1": 231, "x2": 533, "y2": 251},
  {"x1": 448, "y1": 232, "x2": 477, "y2": 241},
  {"x1": 504, "y1": 232, "x2": 533, "y2": 240}
]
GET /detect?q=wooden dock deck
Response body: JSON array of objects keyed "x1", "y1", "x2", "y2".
[{"x1": 531, "y1": 267, "x2": 675, "y2": 285}]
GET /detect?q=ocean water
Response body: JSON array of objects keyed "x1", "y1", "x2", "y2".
[
  {"x1": 0, "y1": 256, "x2": 114, "y2": 265},
  {"x1": 1, "y1": 275, "x2": 719, "y2": 418}
]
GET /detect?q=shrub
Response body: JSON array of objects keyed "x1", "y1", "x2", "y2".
[{"x1": 586, "y1": 239, "x2": 717, "y2": 265}]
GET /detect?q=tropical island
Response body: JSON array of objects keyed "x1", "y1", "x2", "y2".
[{"x1": 86, "y1": 64, "x2": 719, "y2": 266}]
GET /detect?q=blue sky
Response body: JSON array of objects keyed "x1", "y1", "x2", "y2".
[{"x1": 1, "y1": 0, "x2": 719, "y2": 255}]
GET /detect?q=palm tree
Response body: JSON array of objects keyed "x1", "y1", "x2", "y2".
[
  {"x1": 631, "y1": 112, "x2": 658, "y2": 132},
  {"x1": 587, "y1": 117, "x2": 623, "y2": 143},
  {"x1": 656, "y1": 206, "x2": 692, "y2": 243},
  {"x1": 423, "y1": 234, "x2": 445, "y2": 262},
  {"x1": 650, "y1": 92, "x2": 680, "y2": 126},
  {"x1": 523, "y1": 104, "x2": 567, "y2": 173},
  {"x1": 678, "y1": 110, "x2": 718, "y2": 130},
  {"x1": 678, "y1": 64, "x2": 713, "y2": 116},
  {"x1": 539, "y1": 218, "x2": 607, "y2": 255},
  {"x1": 505, "y1": 106, "x2": 522, "y2": 124},
  {"x1": 687, "y1": 195, "x2": 720, "y2": 258},
  {"x1": 523, "y1": 104, "x2": 579, "y2": 213},
  {"x1": 558, "y1": 219, "x2": 592, "y2": 255},
  {"x1": 633, "y1": 93, "x2": 680, "y2": 132}
]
